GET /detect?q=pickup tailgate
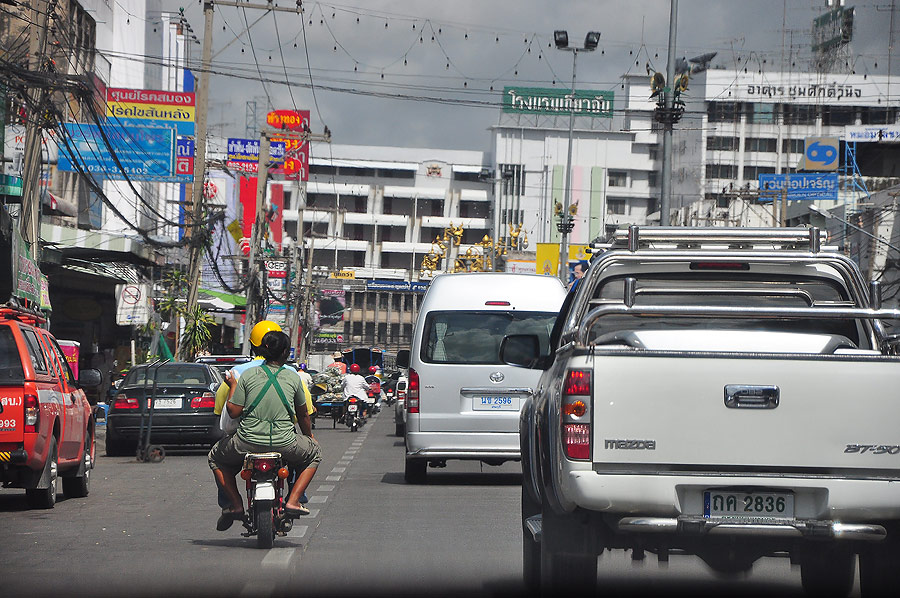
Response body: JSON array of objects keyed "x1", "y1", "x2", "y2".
[
  {"x1": 590, "y1": 354, "x2": 900, "y2": 474},
  {"x1": 0, "y1": 386, "x2": 25, "y2": 443}
]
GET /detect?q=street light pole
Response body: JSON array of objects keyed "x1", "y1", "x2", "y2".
[
  {"x1": 554, "y1": 30, "x2": 600, "y2": 284},
  {"x1": 658, "y1": 0, "x2": 678, "y2": 226}
]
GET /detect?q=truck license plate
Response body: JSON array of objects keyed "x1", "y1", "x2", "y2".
[
  {"x1": 473, "y1": 396, "x2": 519, "y2": 411},
  {"x1": 703, "y1": 490, "x2": 794, "y2": 520}
]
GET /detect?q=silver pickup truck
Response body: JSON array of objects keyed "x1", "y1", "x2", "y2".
[{"x1": 504, "y1": 226, "x2": 900, "y2": 596}]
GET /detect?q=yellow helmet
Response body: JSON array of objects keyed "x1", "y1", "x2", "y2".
[{"x1": 249, "y1": 320, "x2": 282, "y2": 348}]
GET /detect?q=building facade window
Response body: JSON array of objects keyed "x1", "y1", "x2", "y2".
[
  {"x1": 607, "y1": 198, "x2": 627, "y2": 215},
  {"x1": 782, "y1": 104, "x2": 817, "y2": 125},
  {"x1": 707, "y1": 136, "x2": 739, "y2": 151},
  {"x1": 707, "y1": 101, "x2": 739, "y2": 123},
  {"x1": 705, "y1": 164, "x2": 738, "y2": 179},
  {"x1": 608, "y1": 171, "x2": 628, "y2": 187},
  {"x1": 782, "y1": 139, "x2": 805, "y2": 154},
  {"x1": 744, "y1": 137, "x2": 777, "y2": 152},
  {"x1": 743, "y1": 165, "x2": 777, "y2": 179}
]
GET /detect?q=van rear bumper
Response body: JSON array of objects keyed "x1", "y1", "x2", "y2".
[{"x1": 406, "y1": 431, "x2": 520, "y2": 460}]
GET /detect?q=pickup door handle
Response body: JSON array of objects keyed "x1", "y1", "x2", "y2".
[{"x1": 724, "y1": 385, "x2": 780, "y2": 409}]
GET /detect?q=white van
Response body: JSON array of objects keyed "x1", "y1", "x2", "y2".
[{"x1": 399, "y1": 272, "x2": 566, "y2": 482}]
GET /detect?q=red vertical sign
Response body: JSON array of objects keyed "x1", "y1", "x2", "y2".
[
  {"x1": 269, "y1": 184, "x2": 284, "y2": 251},
  {"x1": 239, "y1": 176, "x2": 257, "y2": 256}
]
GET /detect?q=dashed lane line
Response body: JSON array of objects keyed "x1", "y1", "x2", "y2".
[{"x1": 261, "y1": 548, "x2": 296, "y2": 568}]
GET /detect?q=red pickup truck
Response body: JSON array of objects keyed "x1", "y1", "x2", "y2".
[{"x1": 0, "y1": 307, "x2": 101, "y2": 508}]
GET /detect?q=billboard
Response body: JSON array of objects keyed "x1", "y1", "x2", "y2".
[
  {"x1": 316, "y1": 289, "x2": 346, "y2": 329},
  {"x1": 106, "y1": 88, "x2": 195, "y2": 136},
  {"x1": 802, "y1": 138, "x2": 839, "y2": 171},
  {"x1": 267, "y1": 109, "x2": 311, "y2": 181},
  {"x1": 57, "y1": 123, "x2": 175, "y2": 181},
  {"x1": 226, "y1": 138, "x2": 285, "y2": 173},
  {"x1": 845, "y1": 125, "x2": 900, "y2": 143},
  {"x1": 758, "y1": 173, "x2": 839, "y2": 201},
  {"x1": 503, "y1": 87, "x2": 613, "y2": 118}
]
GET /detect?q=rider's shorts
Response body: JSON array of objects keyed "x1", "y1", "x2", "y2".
[{"x1": 208, "y1": 433, "x2": 322, "y2": 472}]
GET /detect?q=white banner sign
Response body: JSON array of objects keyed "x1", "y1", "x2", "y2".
[
  {"x1": 844, "y1": 125, "x2": 900, "y2": 143},
  {"x1": 115, "y1": 284, "x2": 152, "y2": 326}
]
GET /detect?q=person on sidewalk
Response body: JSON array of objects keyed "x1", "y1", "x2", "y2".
[{"x1": 209, "y1": 330, "x2": 321, "y2": 529}]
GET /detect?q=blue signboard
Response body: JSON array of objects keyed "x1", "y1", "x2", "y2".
[
  {"x1": 758, "y1": 173, "x2": 838, "y2": 201},
  {"x1": 226, "y1": 138, "x2": 285, "y2": 173},
  {"x1": 109, "y1": 115, "x2": 194, "y2": 137},
  {"x1": 57, "y1": 123, "x2": 175, "y2": 181}
]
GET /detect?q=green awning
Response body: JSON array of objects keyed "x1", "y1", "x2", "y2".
[{"x1": 200, "y1": 288, "x2": 246, "y2": 307}]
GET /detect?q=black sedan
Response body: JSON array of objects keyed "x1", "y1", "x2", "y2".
[{"x1": 106, "y1": 362, "x2": 224, "y2": 456}]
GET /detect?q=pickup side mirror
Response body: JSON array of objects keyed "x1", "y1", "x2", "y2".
[
  {"x1": 78, "y1": 368, "x2": 103, "y2": 388},
  {"x1": 499, "y1": 334, "x2": 543, "y2": 369},
  {"x1": 396, "y1": 349, "x2": 410, "y2": 369}
]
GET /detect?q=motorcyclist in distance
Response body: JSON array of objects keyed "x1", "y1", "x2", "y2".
[{"x1": 342, "y1": 363, "x2": 371, "y2": 421}]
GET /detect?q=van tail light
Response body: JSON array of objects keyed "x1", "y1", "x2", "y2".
[
  {"x1": 113, "y1": 395, "x2": 140, "y2": 410},
  {"x1": 407, "y1": 368, "x2": 420, "y2": 414},
  {"x1": 191, "y1": 392, "x2": 216, "y2": 409},
  {"x1": 24, "y1": 394, "x2": 39, "y2": 433},
  {"x1": 561, "y1": 370, "x2": 591, "y2": 461}
]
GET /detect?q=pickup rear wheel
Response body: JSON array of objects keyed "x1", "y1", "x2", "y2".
[
  {"x1": 540, "y1": 508, "x2": 596, "y2": 592},
  {"x1": 859, "y1": 535, "x2": 900, "y2": 597},
  {"x1": 799, "y1": 546, "x2": 855, "y2": 598},
  {"x1": 26, "y1": 437, "x2": 58, "y2": 509},
  {"x1": 63, "y1": 432, "x2": 93, "y2": 498},
  {"x1": 521, "y1": 486, "x2": 541, "y2": 589}
]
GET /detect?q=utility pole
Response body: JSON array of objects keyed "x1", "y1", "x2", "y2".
[
  {"x1": 298, "y1": 235, "x2": 315, "y2": 364},
  {"x1": 658, "y1": 0, "x2": 678, "y2": 226},
  {"x1": 182, "y1": 0, "x2": 302, "y2": 358},
  {"x1": 20, "y1": 0, "x2": 52, "y2": 254}
]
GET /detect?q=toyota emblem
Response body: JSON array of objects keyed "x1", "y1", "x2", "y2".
[{"x1": 489, "y1": 371, "x2": 505, "y2": 383}]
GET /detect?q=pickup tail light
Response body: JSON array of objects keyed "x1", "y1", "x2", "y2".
[
  {"x1": 191, "y1": 392, "x2": 216, "y2": 409},
  {"x1": 407, "y1": 369, "x2": 420, "y2": 413},
  {"x1": 112, "y1": 395, "x2": 140, "y2": 410},
  {"x1": 24, "y1": 394, "x2": 39, "y2": 433},
  {"x1": 562, "y1": 370, "x2": 591, "y2": 461}
]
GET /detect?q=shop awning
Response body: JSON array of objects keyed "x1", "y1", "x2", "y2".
[{"x1": 41, "y1": 222, "x2": 165, "y2": 266}]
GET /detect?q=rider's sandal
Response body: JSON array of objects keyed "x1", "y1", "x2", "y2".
[
  {"x1": 216, "y1": 508, "x2": 245, "y2": 531},
  {"x1": 284, "y1": 504, "x2": 310, "y2": 518}
]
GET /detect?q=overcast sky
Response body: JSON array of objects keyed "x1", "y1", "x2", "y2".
[{"x1": 172, "y1": 1, "x2": 898, "y2": 151}]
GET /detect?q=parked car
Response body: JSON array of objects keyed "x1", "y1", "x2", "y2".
[
  {"x1": 0, "y1": 306, "x2": 101, "y2": 508},
  {"x1": 393, "y1": 376, "x2": 408, "y2": 437},
  {"x1": 399, "y1": 272, "x2": 566, "y2": 482},
  {"x1": 193, "y1": 354, "x2": 252, "y2": 377},
  {"x1": 106, "y1": 362, "x2": 224, "y2": 456}
]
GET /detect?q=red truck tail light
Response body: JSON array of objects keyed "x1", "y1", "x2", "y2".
[
  {"x1": 562, "y1": 370, "x2": 591, "y2": 461},
  {"x1": 191, "y1": 392, "x2": 216, "y2": 409},
  {"x1": 112, "y1": 395, "x2": 140, "y2": 410},
  {"x1": 407, "y1": 369, "x2": 420, "y2": 413},
  {"x1": 24, "y1": 394, "x2": 39, "y2": 433}
]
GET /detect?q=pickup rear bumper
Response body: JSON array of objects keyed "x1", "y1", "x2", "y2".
[
  {"x1": 0, "y1": 449, "x2": 28, "y2": 464},
  {"x1": 618, "y1": 516, "x2": 886, "y2": 542}
]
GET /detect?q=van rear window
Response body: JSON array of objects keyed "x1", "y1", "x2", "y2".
[
  {"x1": 0, "y1": 328, "x2": 25, "y2": 383},
  {"x1": 422, "y1": 311, "x2": 556, "y2": 365}
]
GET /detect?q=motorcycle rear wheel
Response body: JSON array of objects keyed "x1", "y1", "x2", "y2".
[{"x1": 256, "y1": 500, "x2": 275, "y2": 549}]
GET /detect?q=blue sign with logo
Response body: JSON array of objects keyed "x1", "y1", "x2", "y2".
[
  {"x1": 806, "y1": 141, "x2": 838, "y2": 167},
  {"x1": 758, "y1": 173, "x2": 839, "y2": 201},
  {"x1": 57, "y1": 123, "x2": 175, "y2": 181}
]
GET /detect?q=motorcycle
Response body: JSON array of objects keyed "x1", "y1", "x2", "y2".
[
  {"x1": 365, "y1": 375, "x2": 382, "y2": 414},
  {"x1": 344, "y1": 396, "x2": 365, "y2": 432},
  {"x1": 239, "y1": 452, "x2": 293, "y2": 548}
]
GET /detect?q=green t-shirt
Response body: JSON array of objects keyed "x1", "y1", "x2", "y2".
[{"x1": 231, "y1": 364, "x2": 304, "y2": 447}]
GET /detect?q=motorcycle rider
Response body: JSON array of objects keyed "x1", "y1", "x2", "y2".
[
  {"x1": 209, "y1": 330, "x2": 321, "y2": 527},
  {"x1": 342, "y1": 363, "x2": 371, "y2": 421},
  {"x1": 210, "y1": 320, "x2": 315, "y2": 529}
]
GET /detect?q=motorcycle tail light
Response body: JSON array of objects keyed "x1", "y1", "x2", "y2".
[
  {"x1": 190, "y1": 392, "x2": 216, "y2": 409},
  {"x1": 407, "y1": 368, "x2": 420, "y2": 414},
  {"x1": 24, "y1": 394, "x2": 39, "y2": 433},
  {"x1": 254, "y1": 458, "x2": 277, "y2": 473},
  {"x1": 277, "y1": 467, "x2": 290, "y2": 479},
  {"x1": 240, "y1": 469, "x2": 253, "y2": 481},
  {"x1": 561, "y1": 369, "x2": 591, "y2": 461},
  {"x1": 348, "y1": 397, "x2": 358, "y2": 404}
]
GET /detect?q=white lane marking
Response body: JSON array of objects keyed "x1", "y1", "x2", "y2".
[
  {"x1": 306, "y1": 508, "x2": 320, "y2": 518},
  {"x1": 309, "y1": 495, "x2": 327, "y2": 504},
  {"x1": 292, "y1": 525, "x2": 309, "y2": 538},
  {"x1": 316, "y1": 484, "x2": 335, "y2": 492},
  {"x1": 325, "y1": 475, "x2": 341, "y2": 482},
  {"x1": 261, "y1": 548, "x2": 296, "y2": 568},
  {"x1": 331, "y1": 467, "x2": 346, "y2": 473}
]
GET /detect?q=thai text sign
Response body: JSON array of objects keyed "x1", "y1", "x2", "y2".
[
  {"x1": 845, "y1": 125, "x2": 900, "y2": 143},
  {"x1": 175, "y1": 137, "x2": 194, "y2": 182},
  {"x1": 106, "y1": 88, "x2": 195, "y2": 136},
  {"x1": 759, "y1": 173, "x2": 838, "y2": 201},
  {"x1": 57, "y1": 123, "x2": 175, "y2": 181},
  {"x1": 266, "y1": 109, "x2": 309, "y2": 131},
  {"x1": 226, "y1": 138, "x2": 285, "y2": 174},
  {"x1": 503, "y1": 87, "x2": 613, "y2": 118}
]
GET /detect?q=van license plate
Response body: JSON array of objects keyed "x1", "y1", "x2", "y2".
[
  {"x1": 474, "y1": 396, "x2": 519, "y2": 411},
  {"x1": 153, "y1": 398, "x2": 181, "y2": 409},
  {"x1": 703, "y1": 491, "x2": 794, "y2": 520}
]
